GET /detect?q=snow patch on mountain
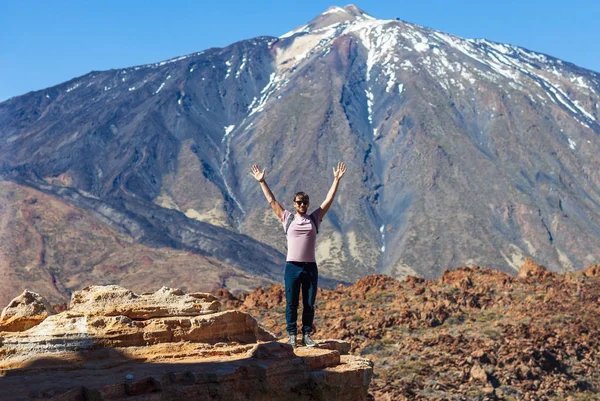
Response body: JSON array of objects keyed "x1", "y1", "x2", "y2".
[
  {"x1": 461, "y1": 69, "x2": 476, "y2": 84},
  {"x1": 571, "y1": 76, "x2": 592, "y2": 91},
  {"x1": 248, "y1": 73, "x2": 286, "y2": 116},
  {"x1": 223, "y1": 125, "x2": 235, "y2": 141},
  {"x1": 532, "y1": 74, "x2": 596, "y2": 122},
  {"x1": 134, "y1": 52, "x2": 204, "y2": 71},
  {"x1": 280, "y1": 24, "x2": 310, "y2": 39},
  {"x1": 515, "y1": 47, "x2": 548, "y2": 64},
  {"x1": 321, "y1": 5, "x2": 375, "y2": 22},
  {"x1": 154, "y1": 82, "x2": 166, "y2": 95},
  {"x1": 322, "y1": 6, "x2": 346, "y2": 16},
  {"x1": 66, "y1": 83, "x2": 81, "y2": 93},
  {"x1": 400, "y1": 29, "x2": 429, "y2": 52},
  {"x1": 365, "y1": 89, "x2": 374, "y2": 125},
  {"x1": 573, "y1": 100, "x2": 596, "y2": 121},
  {"x1": 236, "y1": 57, "x2": 247, "y2": 78},
  {"x1": 361, "y1": 24, "x2": 401, "y2": 85},
  {"x1": 225, "y1": 59, "x2": 233, "y2": 79},
  {"x1": 466, "y1": 39, "x2": 598, "y2": 123},
  {"x1": 433, "y1": 33, "x2": 520, "y2": 81}
]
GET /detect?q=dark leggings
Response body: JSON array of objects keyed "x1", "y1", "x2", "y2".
[{"x1": 284, "y1": 261, "x2": 318, "y2": 335}]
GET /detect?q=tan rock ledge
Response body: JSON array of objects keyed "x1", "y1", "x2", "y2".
[
  {"x1": 0, "y1": 290, "x2": 55, "y2": 332},
  {"x1": 0, "y1": 285, "x2": 373, "y2": 400}
]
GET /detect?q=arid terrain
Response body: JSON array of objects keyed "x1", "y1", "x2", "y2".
[
  {"x1": 214, "y1": 259, "x2": 600, "y2": 400},
  {"x1": 0, "y1": 180, "x2": 278, "y2": 306}
]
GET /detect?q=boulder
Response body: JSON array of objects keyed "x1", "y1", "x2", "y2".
[
  {"x1": 518, "y1": 258, "x2": 553, "y2": 280},
  {"x1": 582, "y1": 264, "x2": 600, "y2": 278},
  {"x1": 470, "y1": 363, "x2": 489, "y2": 383},
  {"x1": 0, "y1": 290, "x2": 55, "y2": 332}
]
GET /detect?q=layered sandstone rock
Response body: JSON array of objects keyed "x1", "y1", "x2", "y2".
[
  {"x1": 68, "y1": 285, "x2": 221, "y2": 318},
  {"x1": 0, "y1": 286, "x2": 373, "y2": 401},
  {"x1": 0, "y1": 290, "x2": 55, "y2": 332}
]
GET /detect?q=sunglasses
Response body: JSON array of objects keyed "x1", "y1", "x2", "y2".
[{"x1": 294, "y1": 200, "x2": 309, "y2": 205}]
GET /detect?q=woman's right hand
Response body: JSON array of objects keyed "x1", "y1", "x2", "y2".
[{"x1": 250, "y1": 164, "x2": 266, "y2": 182}]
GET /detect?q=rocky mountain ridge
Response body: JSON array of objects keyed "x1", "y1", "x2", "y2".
[{"x1": 1, "y1": 4, "x2": 599, "y2": 299}]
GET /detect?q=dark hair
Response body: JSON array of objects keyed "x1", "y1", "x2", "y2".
[{"x1": 293, "y1": 191, "x2": 309, "y2": 202}]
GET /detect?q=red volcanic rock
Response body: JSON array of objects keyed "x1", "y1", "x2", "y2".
[
  {"x1": 240, "y1": 268, "x2": 600, "y2": 400},
  {"x1": 211, "y1": 287, "x2": 240, "y2": 301},
  {"x1": 470, "y1": 363, "x2": 489, "y2": 383},
  {"x1": 211, "y1": 287, "x2": 243, "y2": 309},
  {"x1": 353, "y1": 275, "x2": 401, "y2": 293},
  {"x1": 441, "y1": 266, "x2": 513, "y2": 289},
  {"x1": 403, "y1": 275, "x2": 425, "y2": 288},
  {"x1": 242, "y1": 284, "x2": 285, "y2": 309},
  {"x1": 441, "y1": 268, "x2": 476, "y2": 290},
  {"x1": 582, "y1": 264, "x2": 600, "y2": 278},
  {"x1": 518, "y1": 258, "x2": 554, "y2": 280}
]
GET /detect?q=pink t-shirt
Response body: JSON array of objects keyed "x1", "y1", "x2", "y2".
[{"x1": 281, "y1": 207, "x2": 322, "y2": 262}]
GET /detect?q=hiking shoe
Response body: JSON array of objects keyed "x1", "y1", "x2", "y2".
[
  {"x1": 302, "y1": 333, "x2": 316, "y2": 347},
  {"x1": 287, "y1": 334, "x2": 297, "y2": 348}
]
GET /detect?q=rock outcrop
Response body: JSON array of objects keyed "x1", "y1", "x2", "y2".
[
  {"x1": 68, "y1": 285, "x2": 221, "y2": 318},
  {"x1": 0, "y1": 285, "x2": 373, "y2": 401},
  {"x1": 583, "y1": 264, "x2": 600, "y2": 278},
  {"x1": 0, "y1": 290, "x2": 55, "y2": 332},
  {"x1": 517, "y1": 258, "x2": 554, "y2": 280}
]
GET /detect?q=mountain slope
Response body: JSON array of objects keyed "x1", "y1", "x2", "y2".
[
  {"x1": 0, "y1": 181, "x2": 278, "y2": 305},
  {"x1": 1, "y1": 4, "x2": 599, "y2": 289}
]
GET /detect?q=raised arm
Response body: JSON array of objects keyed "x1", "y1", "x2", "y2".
[
  {"x1": 319, "y1": 162, "x2": 346, "y2": 219},
  {"x1": 250, "y1": 164, "x2": 284, "y2": 220}
]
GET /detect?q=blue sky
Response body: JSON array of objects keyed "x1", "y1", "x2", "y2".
[{"x1": 1, "y1": 0, "x2": 599, "y2": 101}]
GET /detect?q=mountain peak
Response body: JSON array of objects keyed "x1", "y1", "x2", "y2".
[
  {"x1": 320, "y1": 4, "x2": 375, "y2": 21},
  {"x1": 341, "y1": 4, "x2": 370, "y2": 17},
  {"x1": 280, "y1": 4, "x2": 376, "y2": 39}
]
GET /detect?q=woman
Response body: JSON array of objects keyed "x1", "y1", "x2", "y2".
[{"x1": 250, "y1": 162, "x2": 347, "y2": 348}]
